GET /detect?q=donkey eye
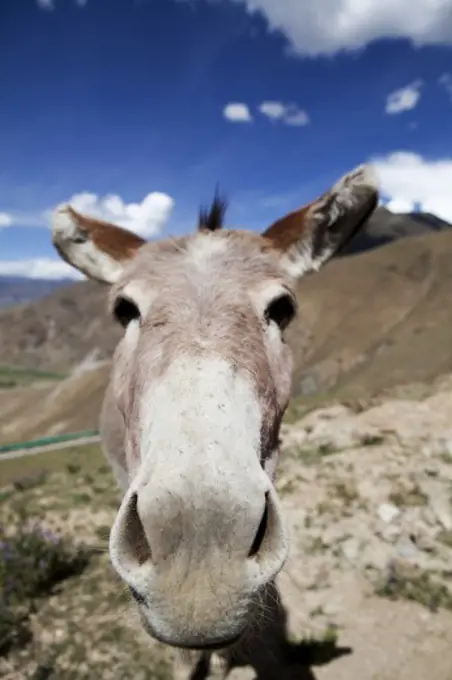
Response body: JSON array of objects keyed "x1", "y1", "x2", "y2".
[
  {"x1": 264, "y1": 294, "x2": 296, "y2": 331},
  {"x1": 113, "y1": 296, "x2": 141, "y2": 328}
]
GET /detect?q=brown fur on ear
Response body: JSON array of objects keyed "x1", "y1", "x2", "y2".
[
  {"x1": 51, "y1": 205, "x2": 147, "y2": 284},
  {"x1": 261, "y1": 165, "x2": 379, "y2": 278},
  {"x1": 64, "y1": 207, "x2": 146, "y2": 260},
  {"x1": 261, "y1": 205, "x2": 312, "y2": 251},
  {"x1": 263, "y1": 193, "x2": 378, "y2": 256},
  {"x1": 198, "y1": 187, "x2": 228, "y2": 231}
]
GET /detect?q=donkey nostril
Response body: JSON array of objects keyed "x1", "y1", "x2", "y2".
[
  {"x1": 248, "y1": 493, "x2": 269, "y2": 558},
  {"x1": 123, "y1": 492, "x2": 152, "y2": 566}
]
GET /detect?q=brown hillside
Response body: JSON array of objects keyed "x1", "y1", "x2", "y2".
[
  {"x1": 287, "y1": 228, "x2": 452, "y2": 398},
  {"x1": 0, "y1": 280, "x2": 120, "y2": 371},
  {"x1": 0, "y1": 228, "x2": 452, "y2": 441},
  {"x1": 0, "y1": 363, "x2": 110, "y2": 443}
]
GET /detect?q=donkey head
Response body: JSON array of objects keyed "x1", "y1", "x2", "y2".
[{"x1": 51, "y1": 165, "x2": 378, "y2": 650}]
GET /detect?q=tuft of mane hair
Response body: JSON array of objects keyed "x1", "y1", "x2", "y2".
[{"x1": 198, "y1": 187, "x2": 228, "y2": 231}]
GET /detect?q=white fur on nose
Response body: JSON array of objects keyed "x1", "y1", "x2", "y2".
[
  {"x1": 109, "y1": 355, "x2": 289, "y2": 646},
  {"x1": 136, "y1": 356, "x2": 268, "y2": 566}
]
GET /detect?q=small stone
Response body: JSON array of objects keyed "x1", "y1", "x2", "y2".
[
  {"x1": 297, "y1": 467, "x2": 318, "y2": 483},
  {"x1": 342, "y1": 537, "x2": 360, "y2": 562},
  {"x1": 322, "y1": 601, "x2": 341, "y2": 616},
  {"x1": 362, "y1": 542, "x2": 391, "y2": 571},
  {"x1": 227, "y1": 669, "x2": 255, "y2": 680},
  {"x1": 395, "y1": 538, "x2": 418, "y2": 560},
  {"x1": 378, "y1": 503, "x2": 400, "y2": 524},
  {"x1": 412, "y1": 530, "x2": 436, "y2": 553},
  {"x1": 379, "y1": 524, "x2": 401, "y2": 543},
  {"x1": 321, "y1": 524, "x2": 348, "y2": 546},
  {"x1": 430, "y1": 500, "x2": 452, "y2": 531}
]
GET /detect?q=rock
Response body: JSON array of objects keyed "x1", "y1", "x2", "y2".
[
  {"x1": 296, "y1": 467, "x2": 318, "y2": 483},
  {"x1": 378, "y1": 503, "x2": 400, "y2": 524},
  {"x1": 361, "y1": 542, "x2": 392, "y2": 571},
  {"x1": 378, "y1": 524, "x2": 401, "y2": 543},
  {"x1": 395, "y1": 538, "x2": 419, "y2": 560},
  {"x1": 227, "y1": 669, "x2": 255, "y2": 680},
  {"x1": 430, "y1": 500, "x2": 452, "y2": 531},
  {"x1": 322, "y1": 600, "x2": 342, "y2": 616},
  {"x1": 441, "y1": 438, "x2": 452, "y2": 456},
  {"x1": 342, "y1": 537, "x2": 360, "y2": 562}
]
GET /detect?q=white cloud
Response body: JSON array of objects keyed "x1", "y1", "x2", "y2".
[
  {"x1": 284, "y1": 109, "x2": 310, "y2": 126},
  {"x1": 36, "y1": 0, "x2": 88, "y2": 8},
  {"x1": 258, "y1": 101, "x2": 309, "y2": 125},
  {"x1": 210, "y1": 0, "x2": 452, "y2": 57},
  {"x1": 0, "y1": 258, "x2": 81, "y2": 280},
  {"x1": 2, "y1": 190, "x2": 174, "y2": 237},
  {"x1": 55, "y1": 191, "x2": 174, "y2": 238},
  {"x1": 0, "y1": 188, "x2": 174, "y2": 280},
  {"x1": 439, "y1": 73, "x2": 452, "y2": 101},
  {"x1": 385, "y1": 197, "x2": 417, "y2": 213},
  {"x1": 385, "y1": 80, "x2": 423, "y2": 114},
  {"x1": 259, "y1": 101, "x2": 286, "y2": 120},
  {"x1": 223, "y1": 103, "x2": 253, "y2": 122},
  {"x1": 373, "y1": 151, "x2": 452, "y2": 223},
  {"x1": 0, "y1": 213, "x2": 13, "y2": 228}
]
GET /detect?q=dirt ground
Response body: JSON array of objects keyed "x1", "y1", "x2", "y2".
[{"x1": 2, "y1": 376, "x2": 452, "y2": 679}]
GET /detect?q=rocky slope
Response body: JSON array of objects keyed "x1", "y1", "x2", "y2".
[
  {"x1": 340, "y1": 206, "x2": 451, "y2": 255},
  {"x1": 2, "y1": 375, "x2": 452, "y2": 679},
  {"x1": 222, "y1": 373, "x2": 452, "y2": 679}
]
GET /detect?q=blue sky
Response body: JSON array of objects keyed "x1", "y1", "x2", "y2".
[{"x1": 1, "y1": 0, "x2": 452, "y2": 278}]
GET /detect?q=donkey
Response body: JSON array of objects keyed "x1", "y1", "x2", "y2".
[{"x1": 50, "y1": 164, "x2": 378, "y2": 676}]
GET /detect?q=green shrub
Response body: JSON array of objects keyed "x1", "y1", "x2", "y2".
[
  {"x1": 13, "y1": 471, "x2": 48, "y2": 492},
  {"x1": 0, "y1": 597, "x2": 32, "y2": 656},
  {"x1": 0, "y1": 521, "x2": 91, "y2": 657}
]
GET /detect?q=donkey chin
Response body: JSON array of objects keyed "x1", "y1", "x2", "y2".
[{"x1": 108, "y1": 473, "x2": 289, "y2": 651}]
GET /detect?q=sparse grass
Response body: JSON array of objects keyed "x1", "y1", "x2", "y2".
[
  {"x1": 0, "y1": 516, "x2": 91, "y2": 657},
  {"x1": 309, "y1": 605, "x2": 325, "y2": 618},
  {"x1": 13, "y1": 470, "x2": 48, "y2": 492},
  {"x1": 289, "y1": 443, "x2": 339, "y2": 465},
  {"x1": 306, "y1": 536, "x2": 326, "y2": 554},
  {"x1": 360, "y1": 434, "x2": 385, "y2": 447},
  {"x1": 0, "y1": 364, "x2": 65, "y2": 389},
  {"x1": 438, "y1": 531, "x2": 452, "y2": 549},
  {"x1": 95, "y1": 525, "x2": 111, "y2": 542},
  {"x1": 0, "y1": 444, "x2": 103, "y2": 487},
  {"x1": 331, "y1": 480, "x2": 359, "y2": 505},
  {"x1": 277, "y1": 477, "x2": 297, "y2": 495},
  {"x1": 0, "y1": 443, "x2": 172, "y2": 678},
  {"x1": 316, "y1": 500, "x2": 337, "y2": 516},
  {"x1": 283, "y1": 393, "x2": 336, "y2": 425},
  {"x1": 375, "y1": 560, "x2": 452, "y2": 612},
  {"x1": 71, "y1": 492, "x2": 93, "y2": 505},
  {"x1": 388, "y1": 484, "x2": 428, "y2": 508}
]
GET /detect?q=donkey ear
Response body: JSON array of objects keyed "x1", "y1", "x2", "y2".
[
  {"x1": 51, "y1": 205, "x2": 146, "y2": 284},
  {"x1": 262, "y1": 164, "x2": 379, "y2": 279}
]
